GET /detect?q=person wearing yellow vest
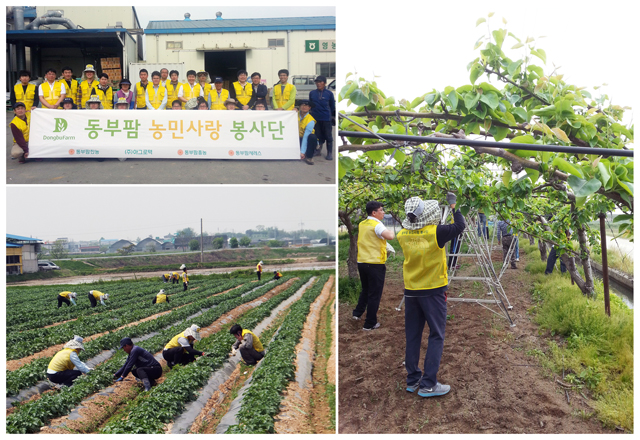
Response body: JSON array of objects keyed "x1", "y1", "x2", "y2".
[
  {"x1": 152, "y1": 289, "x2": 169, "y2": 304},
  {"x1": 134, "y1": 68, "x2": 150, "y2": 109},
  {"x1": 164, "y1": 70, "x2": 182, "y2": 110},
  {"x1": 178, "y1": 70, "x2": 198, "y2": 109},
  {"x1": 57, "y1": 291, "x2": 77, "y2": 308},
  {"x1": 229, "y1": 69, "x2": 252, "y2": 110},
  {"x1": 397, "y1": 194, "x2": 464, "y2": 398},
  {"x1": 10, "y1": 70, "x2": 39, "y2": 111},
  {"x1": 298, "y1": 100, "x2": 318, "y2": 165},
  {"x1": 78, "y1": 64, "x2": 99, "y2": 109},
  {"x1": 92, "y1": 73, "x2": 114, "y2": 109},
  {"x1": 181, "y1": 264, "x2": 189, "y2": 291},
  {"x1": 145, "y1": 71, "x2": 168, "y2": 110},
  {"x1": 161, "y1": 272, "x2": 179, "y2": 283},
  {"x1": 9, "y1": 102, "x2": 31, "y2": 163},
  {"x1": 353, "y1": 201, "x2": 395, "y2": 330},
  {"x1": 114, "y1": 337, "x2": 162, "y2": 391},
  {"x1": 230, "y1": 324, "x2": 264, "y2": 365},
  {"x1": 58, "y1": 66, "x2": 79, "y2": 108},
  {"x1": 272, "y1": 270, "x2": 283, "y2": 280},
  {"x1": 272, "y1": 69, "x2": 296, "y2": 111},
  {"x1": 195, "y1": 71, "x2": 212, "y2": 106},
  {"x1": 256, "y1": 261, "x2": 263, "y2": 281},
  {"x1": 162, "y1": 325, "x2": 206, "y2": 369},
  {"x1": 210, "y1": 77, "x2": 230, "y2": 110},
  {"x1": 88, "y1": 290, "x2": 109, "y2": 307},
  {"x1": 39, "y1": 68, "x2": 66, "y2": 109},
  {"x1": 47, "y1": 336, "x2": 92, "y2": 387}
]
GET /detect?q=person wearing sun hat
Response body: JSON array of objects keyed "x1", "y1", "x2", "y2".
[
  {"x1": 180, "y1": 264, "x2": 189, "y2": 291},
  {"x1": 114, "y1": 337, "x2": 162, "y2": 391},
  {"x1": 57, "y1": 291, "x2": 77, "y2": 307},
  {"x1": 115, "y1": 97, "x2": 130, "y2": 109},
  {"x1": 162, "y1": 325, "x2": 206, "y2": 368},
  {"x1": 152, "y1": 289, "x2": 169, "y2": 304},
  {"x1": 47, "y1": 335, "x2": 92, "y2": 387},
  {"x1": 78, "y1": 64, "x2": 99, "y2": 109},
  {"x1": 256, "y1": 261, "x2": 263, "y2": 280},
  {"x1": 396, "y1": 192, "x2": 465, "y2": 398},
  {"x1": 88, "y1": 290, "x2": 109, "y2": 307},
  {"x1": 85, "y1": 95, "x2": 103, "y2": 110}
]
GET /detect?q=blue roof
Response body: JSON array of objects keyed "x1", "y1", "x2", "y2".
[
  {"x1": 7, "y1": 243, "x2": 23, "y2": 248},
  {"x1": 145, "y1": 16, "x2": 335, "y2": 34},
  {"x1": 7, "y1": 233, "x2": 42, "y2": 242}
]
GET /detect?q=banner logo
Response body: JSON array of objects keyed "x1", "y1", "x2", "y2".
[{"x1": 53, "y1": 118, "x2": 68, "y2": 132}]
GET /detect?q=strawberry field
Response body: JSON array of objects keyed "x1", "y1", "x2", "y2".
[{"x1": 5, "y1": 270, "x2": 336, "y2": 434}]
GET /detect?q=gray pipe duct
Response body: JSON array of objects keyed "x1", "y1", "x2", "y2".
[
  {"x1": 26, "y1": 10, "x2": 77, "y2": 30},
  {"x1": 14, "y1": 7, "x2": 26, "y2": 75}
]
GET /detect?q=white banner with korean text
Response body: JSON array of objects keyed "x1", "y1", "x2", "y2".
[{"x1": 28, "y1": 109, "x2": 300, "y2": 159}]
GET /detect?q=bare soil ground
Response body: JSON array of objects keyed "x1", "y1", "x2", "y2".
[{"x1": 338, "y1": 251, "x2": 610, "y2": 434}]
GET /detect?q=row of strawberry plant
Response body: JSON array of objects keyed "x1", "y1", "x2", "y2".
[
  {"x1": 5, "y1": 276, "x2": 296, "y2": 433},
  {"x1": 99, "y1": 275, "x2": 316, "y2": 434},
  {"x1": 6, "y1": 278, "x2": 270, "y2": 396},
  {"x1": 226, "y1": 274, "x2": 330, "y2": 433}
]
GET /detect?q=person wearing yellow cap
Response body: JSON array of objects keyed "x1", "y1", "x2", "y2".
[
  {"x1": 57, "y1": 291, "x2": 77, "y2": 308},
  {"x1": 39, "y1": 68, "x2": 66, "y2": 109},
  {"x1": 230, "y1": 324, "x2": 264, "y2": 365},
  {"x1": 152, "y1": 289, "x2": 169, "y2": 304},
  {"x1": 78, "y1": 64, "x2": 99, "y2": 109},
  {"x1": 47, "y1": 336, "x2": 92, "y2": 388},
  {"x1": 256, "y1": 261, "x2": 263, "y2": 281},
  {"x1": 88, "y1": 290, "x2": 109, "y2": 307},
  {"x1": 163, "y1": 325, "x2": 206, "y2": 369}
]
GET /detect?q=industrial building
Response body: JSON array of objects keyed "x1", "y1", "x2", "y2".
[{"x1": 6, "y1": 234, "x2": 43, "y2": 275}]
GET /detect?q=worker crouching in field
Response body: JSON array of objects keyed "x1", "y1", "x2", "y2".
[
  {"x1": 88, "y1": 290, "x2": 109, "y2": 307},
  {"x1": 57, "y1": 291, "x2": 77, "y2": 307},
  {"x1": 230, "y1": 324, "x2": 264, "y2": 366},
  {"x1": 152, "y1": 289, "x2": 169, "y2": 304},
  {"x1": 161, "y1": 272, "x2": 179, "y2": 284},
  {"x1": 272, "y1": 270, "x2": 283, "y2": 280},
  {"x1": 397, "y1": 193, "x2": 465, "y2": 398},
  {"x1": 114, "y1": 338, "x2": 162, "y2": 392},
  {"x1": 163, "y1": 325, "x2": 206, "y2": 368},
  {"x1": 47, "y1": 336, "x2": 92, "y2": 388}
]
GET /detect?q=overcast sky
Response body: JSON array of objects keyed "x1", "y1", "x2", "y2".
[{"x1": 7, "y1": 187, "x2": 336, "y2": 242}]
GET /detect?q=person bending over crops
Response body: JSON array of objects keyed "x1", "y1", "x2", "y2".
[
  {"x1": 272, "y1": 270, "x2": 283, "y2": 280},
  {"x1": 396, "y1": 193, "x2": 465, "y2": 398},
  {"x1": 88, "y1": 290, "x2": 109, "y2": 307},
  {"x1": 152, "y1": 289, "x2": 169, "y2": 304},
  {"x1": 230, "y1": 324, "x2": 264, "y2": 366},
  {"x1": 114, "y1": 338, "x2": 162, "y2": 392},
  {"x1": 162, "y1": 325, "x2": 206, "y2": 368},
  {"x1": 57, "y1": 291, "x2": 77, "y2": 307},
  {"x1": 161, "y1": 272, "x2": 179, "y2": 283},
  {"x1": 47, "y1": 336, "x2": 92, "y2": 388}
]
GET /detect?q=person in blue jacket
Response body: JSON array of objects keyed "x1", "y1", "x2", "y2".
[
  {"x1": 113, "y1": 337, "x2": 162, "y2": 391},
  {"x1": 309, "y1": 75, "x2": 335, "y2": 160}
]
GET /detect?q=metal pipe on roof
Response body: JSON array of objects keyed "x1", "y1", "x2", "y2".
[
  {"x1": 26, "y1": 10, "x2": 77, "y2": 30},
  {"x1": 286, "y1": 30, "x2": 291, "y2": 73},
  {"x1": 14, "y1": 7, "x2": 26, "y2": 77}
]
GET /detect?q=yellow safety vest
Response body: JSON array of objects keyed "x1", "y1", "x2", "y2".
[
  {"x1": 180, "y1": 83, "x2": 198, "y2": 109},
  {"x1": 397, "y1": 225, "x2": 448, "y2": 290},
  {"x1": 357, "y1": 219, "x2": 387, "y2": 264},
  {"x1": 14, "y1": 83, "x2": 36, "y2": 109},
  {"x1": 195, "y1": 83, "x2": 212, "y2": 104},
  {"x1": 182, "y1": 272, "x2": 189, "y2": 283},
  {"x1": 79, "y1": 80, "x2": 98, "y2": 108},
  {"x1": 59, "y1": 291, "x2": 72, "y2": 298},
  {"x1": 10, "y1": 114, "x2": 30, "y2": 143},
  {"x1": 135, "y1": 82, "x2": 149, "y2": 108},
  {"x1": 298, "y1": 113, "x2": 316, "y2": 137},
  {"x1": 163, "y1": 273, "x2": 172, "y2": 280},
  {"x1": 58, "y1": 79, "x2": 79, "y2": 106},
  {"x1": 93, "y1": 87, "x2": 113, "y2": 109},
  {"x1": 256, "y1": 263, "x2": 262, "y2": 273},
  {"x1": 273, "y1": 83, "x2": 295, "y2": 110},
  {"x1": 48, "y1": 348, "x2": 76, "y2": 372},
  {"x1": 164, "y1": 331, "x2": 190, "y2": 353},
  {"x1": 92, "y1": 290, "x2": 104, "y2": 300},
  {"x1": 156, "y1": 293, "x2": 167, "y2": 304},
  {"x1": 147, "y1": 84, "x2": 167, "y2": 110},
  {"x1": 172, "y1": 272, "x2": 179, "y2": 279},
  {"x1": 242, "y1": 329, "x2": 264, "y2": 352},
  {"x1": 41, "y1": 81, "x2": 64, "y2": 106},
  {"x1": 165, "y1": 82, "x2": 182, "y2": 109},
  {"x1": 210, "y1": 89, "x2": 230, "y2": 110},
  {"x1": 232, "y1": 82, "x2": 252, "y2": 106},
  {"x1": 276, "y1": 272, "x2": 283, "y2": 277}
]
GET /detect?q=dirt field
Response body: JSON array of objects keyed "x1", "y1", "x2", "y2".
[{"x1": 338, "y1": 250, "x2": 610, "y2": 434}]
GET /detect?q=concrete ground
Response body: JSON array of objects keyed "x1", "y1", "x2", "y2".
[{"x1": 6, "y1": 112, "x2": 335, "y2": 184}]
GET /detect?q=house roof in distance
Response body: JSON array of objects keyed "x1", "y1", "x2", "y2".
[{"x1": 145, "y1": 16, "x2": 335, "y2": 34}]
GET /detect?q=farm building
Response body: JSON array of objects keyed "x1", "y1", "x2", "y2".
[
  {"x1": 135, "y1": 238, "x2": 162, "y2": 252},
  {"x1": 6, "y1": 234, "x2": 44, "y2": 275},
  {"x1": 107, "y1": 239, "x2": 135, "y2": 253},
  {"x1": 174, "y1": 235, "x2": 228, "y2": 250}
]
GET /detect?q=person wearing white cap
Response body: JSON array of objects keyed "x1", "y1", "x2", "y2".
[
  {"x1": 57, "y1": 291, "x2": 77, "y2": 308},
  {"x1": 47, "y1": 335, "x2": 92, "y2": 387},
  {"x1": 152, "y1": 289, "x2": 169, "y2": 304},
  {"x1": 181, "y1": 265, "x2": 189, "y2": 291},
  {"x1": 256, "y1": 261, "x2": 263, "y2": 281},
  {"x1": 78, "y1": 64, "x2": 99, "y2": 109},
  {"x1": 88, "y1": 290, "x2": 109, "y2": 307},
  {"x1": 396, "y1": 193, "x2": 465, "y2": 398},
  {"x1": 162, "y1": 325, "x2": 206, "y2": 368}
]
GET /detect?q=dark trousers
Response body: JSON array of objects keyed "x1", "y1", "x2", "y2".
[
  {"x1": 314, "y1": 120, "x2": 334, "y2": 154},
  {"x1": 57, "y1": 295, "x2": 70, "y2": 308},
  {"x1": 47, "y1": 370, "x2": 82, "y2": 387},
  {"x1": 88, "y1": 292, "x2": 97, "y2": 307},
  {"x1": 300, "y1": 133, "x2": 318, "y2": 158},
  {"x1": 257, "y1": 271, "x2": 261, "y2": 281},
  {"x1": 131, "y1": 365, "x2": 162, "y2": 385},
  {"x1": 354, "y1": 263, "x2": 386, "y2": 329},
  {"x1": 477, "y1": 213, "x2": 487, "y2": 238},
  {"x1": 405, "y1": 293, "x2": 447, "y2": 388},
  {"x1": 545, "y1": 247, "x2": 567, "y2": 274},
  {"x1": 183, "y1": 282, "x2": 188, "y2": 291},
  {"x1": 173, "y1": 278, "x2": 178, "y2": 284},
  {"x1": 162, "y1": 275, "x2": 169, "y2": 283},
  {"x1": 163, "y1": 347, "x2": 197, "y2": 368},
  {"x1": 502, "y1": 235, "x2": 516, "y2": 268},
  {"x1": 448, "y1": 234, "x2": 462, "y2": 268},
  {"x1": 239, "y1": 347, "x2": 265, "y2": 365}
]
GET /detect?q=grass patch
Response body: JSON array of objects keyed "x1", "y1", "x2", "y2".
[
  {"x1": 525, "y1": 260, "x2": 547, "y2": 274},
  {"x1": 590, "y1": 246, "x2": 633, "y2": 275},
  {"x1": 338, "y1": 276, "x2": 360, "y2": 305},
  {"x1": 338, "y1": 238, "x2": 349, "y2": 262}
]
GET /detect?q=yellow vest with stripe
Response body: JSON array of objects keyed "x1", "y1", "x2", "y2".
[
  {"x1": 273, "y1": 83, "x2": 295, "y2": 110},
  {"x1": 59, "y1": 291, "x2": 72, "y2": 298},
  {"x1": 242, "y1": 329, "x2": 264, "y2": 352},
  {"x1": 180, "y1": 83, "x2": 198, "y2": 109},
  {"x1": 156, "y1": 293, "x2": 167, "y2": 304},
  {"x1": 357, "y1": 219, "x2": 387, "y2": 264},
  {"x1": 210, "y1": 88, "x2": 230, "y2": 110},
  {"x1": 10, "y1": 114, "x2": 30, "y2": 143},
  {"x1": 298, "y1": 113, "x2": 315, "y2": 137},
  {"x1": 397, "y1": 225, "x2": 448, "y2": 290},
  {"x1": 233, "y1": 82, "x2": 252, "y2": 106},
  {"x1": 147, "y1": 84, "x2": 167, "y2": 110},
  {"x1": 79, "y1": 80, "x2": 98, "y2": 108},
  {"x1": 91, "y1": 290, "x2": 104, "y2": 300},
  {"x1": 14, "y1": 83, "x2": 37, "y2": 109},
  {"x1": 135, "y1": 82, "x2": 149, "y2": 108},
  {"x1": 93, "y1": 87, "x2": 113, "y2": 109},
  {"x1": 48, "y1": 348, "x2": 76, "y2": 372},
  {"x1": 58, "y1": 79, "x2": 79, "y2": 106},
  {"x1": 41, "y1": 81, "x2": 64, "y2": 106},
  {"x1": 165, "y1": 82, "x2": 182, "y2": 109}
]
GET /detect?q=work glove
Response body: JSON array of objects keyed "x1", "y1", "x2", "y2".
[
  {"x1": 446, "y1": 192, "x2": 457, "y2": 206},
  {"x1": 114, "y1": 376, "x2": 123, "y2": 382},
  {"x1": 386, "y1": 242, "x2": 396, "y2": 255},
  {"x1": 231, "y1": 348, "x2": 237, "y2": 356}
]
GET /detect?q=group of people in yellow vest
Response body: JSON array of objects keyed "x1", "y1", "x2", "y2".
[
  {"x1": 256, "y1": 260, "x2": 283, "y2": 281},
  {"x1": 56, "y1": 290, "x2": 109, "y2": 308}
]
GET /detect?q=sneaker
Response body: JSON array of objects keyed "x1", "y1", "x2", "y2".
[
  {"x1": 516, "y1": 258, "x2": 520, "y2": 262},
  {"x1": 352, "y1": 315, "x2": 361, "y2": 321},
  {"x1": 418, "y1": 382, "x2": 451, "y2": 397},
  {"x1": 406, "y1": 382, "x2": 420, "y2": 393},
  {"x1": 363, "y1": 322, "x2": 381, "y2": 331},
  {"x1": 305, "y1": 157, "x2": 314, "y2": 165}
]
